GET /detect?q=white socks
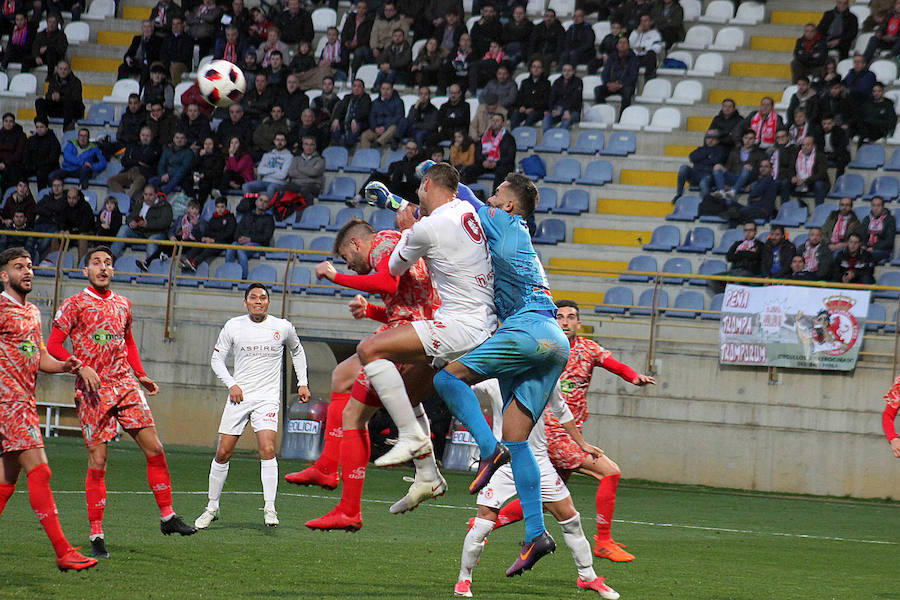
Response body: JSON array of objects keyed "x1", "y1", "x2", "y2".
[
  {"x1": 559, "y1": 512, "x2": 597, "y2": 581},
  {"x1": 206, "y1": 459, "x2": 229, "y2": 511},
  {"x1": 364, "y1": 359, "x2": 425, "y2": 441},
  {"x1": 413, "y1": 404, "x2": 439, "y2": 481},
  {"x1": 459, "y1": 517, "x2": 493, "y2": 581},
  {"x1": 261, "y1": 458, "x2": 278, "y2": 511}
]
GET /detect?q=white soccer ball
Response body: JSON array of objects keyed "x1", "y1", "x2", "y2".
[{"x1": 197, "y1": 60, "x2": 246, "y2": 108}]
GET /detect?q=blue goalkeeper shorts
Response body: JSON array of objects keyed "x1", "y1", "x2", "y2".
[{"x1": 459, "y1": 310, "x2": 569, "y2": 421}]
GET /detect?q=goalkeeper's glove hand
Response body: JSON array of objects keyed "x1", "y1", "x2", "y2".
[
  {"x1": 364, "y1": 181, "x2": 408, "y2": 212},
  {"x1": 414, "y1": 159, "x2": 435, "y2": 180}
]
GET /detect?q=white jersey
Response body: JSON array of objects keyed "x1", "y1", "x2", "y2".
[
  {"x1": 389, "y1": 198, "x2": 497, "y2": 332},
  {"x1": 210, "y1": 314, "x2": 308, "y2": 403},
  {"x1": 472, "y1": 379, "x2": 573, "y2": 460}
]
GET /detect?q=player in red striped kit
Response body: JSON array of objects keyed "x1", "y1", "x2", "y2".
[
  {"x1": 491, "y1": 300, "x2": 655, "y2": 562},
  {"x1": 0, "y1": 247, "x2": 97, "y2": 572},
  {"x1": 882, "y1": 375, "x2": 900, "y2": 458},
  {"x1": 47, "y1": 246, "x2": 196, "y2": 560},
  {"x1": 291, "y1": 216, "x2": 446, "y2": 530}
]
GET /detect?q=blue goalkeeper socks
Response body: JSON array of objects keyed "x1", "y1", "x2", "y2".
[
  {"x1": 505, "y1": 440, "x2": 545, "y2": 542},
  {"x1": 433, "y1": 369, "x2": 497, "y2": 457}
]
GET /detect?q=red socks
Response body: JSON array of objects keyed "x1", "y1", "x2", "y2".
[
  {"x1": 595, "y1": 474, "x2": 620, "y2": 542},
  {"x1": 27, "y1": 464, "x2": 71, "y2": 558},
  {"x1": 336, "y1": 428, "x2": 370, "y2": 517},
  {"x1": 0, "y1": 482, "x2": 15, "y2": 515},
  {"x1": 85, "y1": 468, "x2": 106, "y2": 535},
  {"x1": 146, "y1": 454, "x2": 175, "y2": 519},
  {"x1": 317, "y1": 392, "x2": 350, "y2": 475},
  {"x1": 498, "y1": 498, "x2": 524, "y2": 525}
]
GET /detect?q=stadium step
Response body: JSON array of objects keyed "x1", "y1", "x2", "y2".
[
  {"x1": 97, "y1": 31, "x2": 135, "y2": 46},
  {"x1": 17, "y1": 108, "x2": 37, "y2": 121},
  {"x1": 122, "y1": 5, "x2": 151, "y2": 20},
  {"x1": 687, "y1": 116, "x2": 710, "y2": 132},
  {"x1": 572, "y1": 228, "x2": 650, "y2": 247},
  {"x1": 71, "y1": 57, "x2": 121, "y2": 73},
  {"x1": 729, "y1": 62, "x2": 792, "y2": 79},
  {"x1": 620, "y1": 169, "x2": 677, "y2": 187},
  {"x1": 665, "y1": 145, "x2": 693, "y2": 157},
  {"x1": 548, "y1": 289, "x2": 605, "y2": 309},
  {"x1": 750, "y1": 36, "x2": 795, "y2": 52},
  {"x1": 596, "y1": 198, "x2": 672, "y2": 218},
  {"x1": 547, "y1": 258, "x2": 629, "y2": 273},
  {"x1": 708, "y1": 89, "x2": 783, "y2": 107},
  {"x1": 770, "y1": 10, "x2": 823, "y2": 26}
]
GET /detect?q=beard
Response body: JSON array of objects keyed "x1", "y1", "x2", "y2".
[{"x1": 8, "y1": 278, "x2": 31, "y2": 297}]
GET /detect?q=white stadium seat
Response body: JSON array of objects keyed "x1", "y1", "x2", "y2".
[
  {"x1": 645, "y1": 106, "x2": 682, "y2": 132},
  {"x1": 698, "y1": 0, "x2": 734, "y2": 23},
  {"x1": 730, "y1": 2, "x2": 764, "y2": 25},
  {"x1": 312, "y1": 8, "x2": 337, "y2": 32},
  {"x1": 667, "y1": 80, "x2": 703, "y2": 105},
  {"x1": 84, "y1": 0, "x2": 114, "y2": 20},
  {"x1": 635, "y1": 78, "x2": 672, "y2": 104},
  {"x1": 658, "y1": 50, "x2": 693, "y2": 75},
  {"x1": 612, "y1": 105, "x2": 650, "y2": 131},
  {"x1": 580, "y1": 103, "x2": 617, "y2": 128},
  {"x1": 870, "y1": 59, "x2": 897, "y2": 85},
  {"x1": 774, "y1": 85, "x2": 797, "y2": 110},
  {"x1": 102, "y1": 79, "x2": 139, "y2": 103},
  {"x1": 686, "y1": 52, "x2": 723, "y2": 77},
  {"x1": 679, "y1": 25, "x2": 713, "y2": 50},
  {"x1": 708, "y1": 26, "x2": 744, "y2": 51},
  {"x1": 0, "y1": 73, "x2": 37, "y2": 97},
  {"x1": 682, "y1": 0, "x2": 702, "y2": 20}
]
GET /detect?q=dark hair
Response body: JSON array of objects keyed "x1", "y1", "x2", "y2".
[
  {"x1": 454, "y1": 129, "x2": 473, "y2": 151},
  {"x1": 128, "y1": 93, "x2": 141, "y2": 102},
  {"x1": 848, "y1": 231, "x2": 863, "y2": 241},
  {"x1": 424, "y1": 162, "x2": 459, "y2": 192},
  {"x1": 392, "y1": 27, "x2": 404, "y2": 35},
  {"x1": 270, "y1": 50, "x2": 283, "y2": 59},
  {"x1": 85, "y1": 245, "x2": 114, "y2": 262},
  {"x1": 244, "y1": 282, "x2": 269, "y2": 299},
  {"x1": 334, "y1": 218, "x2": 375, "y2": 254},
  {"x1": 770, "y1": 224, "x2": 785, "y2": 235},
  {"x1": 795, "y1": 76, "x2": 810, "y2": 84},
  {"x1": 33, "y1": 115, "x2": 49, "y2": 126},
  {"x1": 227, "y1": 136, "x2": 247, "y2": 157},
  {"x1": 0, "y1": 247, "x2": 30, "y2": 268},
  {"x1": 504, "y1": 173, "x2": 539, "y2": 218},
  {"x1": 722, "y1": 98, "x2": 735, "y2": 107},
  {"x1": 555, "y1": 299, "x2": 579, "y2": 317},
  {"x1": 873, "y1": 81, "x2": 885, "y2": 89},
  {"x1": 871, "y1": 195, "x2": 885, "y2": 204}
]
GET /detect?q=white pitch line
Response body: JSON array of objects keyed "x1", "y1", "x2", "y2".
[{"x1": 31, "y1": 490, "x2": 897, "y2": 546}]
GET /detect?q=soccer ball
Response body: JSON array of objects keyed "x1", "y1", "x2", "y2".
[{"x1": 197, "y1": 60, "x2": 246, "y2": 107}]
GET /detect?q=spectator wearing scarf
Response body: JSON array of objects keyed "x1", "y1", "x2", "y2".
[
  {"x1": 461, "y1": 113, "x2": 516, "y2": 190},
  {"x1": 860, "y1": 195, "x2": 896, "y2": 263}
]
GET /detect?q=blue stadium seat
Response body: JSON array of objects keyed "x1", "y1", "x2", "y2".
[
  {"x1": 701, "y1": 293, "x2": 724, "y2": 320},
  {"x1": 874, "y1": 271, "x2": 900, "y2": 299},
  {"x1": 632, "y1": 289, "x2": 668, "y2": 316},
  {"x1": 863, "y1": 176, "x2": 900, "y2": 202},
  {"x1": 770, "y1": 200, "x2": 808, "y2": 227},
  {"x1": 620, "y1": 255, "x2": 657, "y2": 282},
  {"x1": 268, "y1": 234, "x2": 304, "y2": 259},
  {"x1": 36, "y1": 251, "x2": 74, "y2": 278},
  {"x1": 886, "y1": 148, "x2": 900, "y2": 172},
  {"x1": 668, "y1": 290, "x2": 704, "y2": 318},
  {"x1": 805, "y1": 202, "x2": 837, "y2": 227},
  {"x1": 854, "y1": 205, "x2": 871, "y2": 221},
  {"x1": 110, "y1": 192, "x2": 131, "y2": 214},
  {"x1": 307, "y1": 266, "x2": 340, "y2": 295},
  {"x1": 886, "y1": 309, "x2": 899, "y2": 333},
  {"x1": 642, "y1": 225, "x2": 680, "y2": 251},
  {"x1": 1, "y1": 186, "x2": 14, "y2": 203},
  {"x1": 600, "y1": 132, "x2": 636, "y2": 156},
  {"x1": 554, "y1": 189, "x2": 590, "y2": 215},
  {"x1": 544, "y1": 158, "x2": 581, "y2": 183},
  {"x1": 82, "y1": 190, "x2": 98, "y2": 212},
  {"x1": 176, "y1": 261, "x2": 209, "y2": 287},
  {"x1": 848, "y1": 144, "x2": 885, "y2": 170},
  {"x1": 345, "y1": 148, "x2": 381, "y2": 172},
  {"x1": 690, "y1": 259, "x2": 727, "y2": 285},
  {"x1": 90, "y1": 161, "x2": 123, "y2": 186},
  {"x1": 371, "y1": 208, "x2": 396, "y2": 231},
  {"x1": 140, "y1": 259, "x2": 169, "y2": 285},
  {"x1": 712, "y1": 228, "x2": 742, "y2": 254},
  {"x1": 240, "y1": 264, "x2": 279, "y2": 289},
  {"x1": 285, "y1": 266, "x2": 311, "y2": 293},
  {"x1": 532, "y1": 218, "x2": 566, "y2": 244},
  {"x1": 298, "y1": 235, "x2": 334, "y2": 262},
  {"x1": 792, "y1": 233, "x2": 808, "y2": 249},
  {"x1": 666, "y1": 195, "x2": 700, "y2": 221},
  {"x1": 112, "y1": 256, "x2": 139, "y2": 283},
  {"x1": 512, "y1": 126, "x2": 537, "y2": 151},
  {"x1": 322, "y1": 146, "x2": 349, "y2": 171},
  {"x1": 326, "y1": 207, "x2": 364, "y2": 231},
  {"x1": 866, "y1": 303, "x2": 887, "y2": 331},
  {"x1": 594, "y1": 286, "x2": 633, "y2": 314},
  {"x1": 575, "y1": 160, "x2": 613, "y2": 186},
  {"x1": 275, "y1": 211, "x2": 297, "y2": 228},
  {"x1": 378, "y1": 149, "x2": 404, "y2": 173},
  {"x1": 570, "y1": 131, "x2": 604, "y2": 154},
  {"x1": 319, "y1": 176, "x2": 356, "y2": 202},
  {"x1": 661, "y1": 257, "x2": 692, "y2": 284},
  {"x1": 78, "y1": 102, "x2": 116, "y2": 127},
  {"x1": 200, "y1": 198, "x2": 217, "y2": 221},
  {"x1": 827, "y1": 173, "x2": 865, "y2": 199},
  {"x1": 535, "y1": 128, "x2": 570, "y2": 153},
  {"x1": 68, "y1": 255, "x2": 88, "y2": 280},
  {"x1": 535, "y1": 188, "x2": 557, "y2": 213},
  {"x1": 698, "y1": 212, "x2": 727, "y2": 224},
  {"x1": 296, "y1": 205, "x2": 331, "y2": 230},
  {"x1": 676, "y1": 227, "x2": 714, "y2": 253},
  {"x1": 206, "y1": 263, "x2": 243, "y2": 289}
]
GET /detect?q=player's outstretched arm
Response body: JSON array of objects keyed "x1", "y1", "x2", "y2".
[
  {"x1": 600, "y1": 353, "x2": 656, "y2": 386},
  {"x1": 317, "y1": 254, "x2": 400, "y2": 296},
  {"x1": 364, "y1": 181, "x2": 409, "y2": 212},
  {"x1": 348, "y1": 294, "x2": 389, "y2": 323}
]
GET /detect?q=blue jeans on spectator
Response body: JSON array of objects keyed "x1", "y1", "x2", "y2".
[
  {"x1": 504, "y1": 41, "x2": 524, "y2": 67},
  {"x1": 148, "y1": 174, "x2": 182, "y2": 195},
  {"x1": 676, "y1": 165, "x2": 712, "y2": 198},
  {"x1": 225, "y1": 242, "x2": 261, "y2": 279},
  {"x1": 26, "y1": 221, "x2": 58, "y2": 263},
  {"x1": 242, "y1": 180, "x2": 280, "y2": 197},
  {"x1": 542, "y1": 108, "x2": 580, "y2": 130},
  {"x1": 793, "y1": 180, "x2": 827, "y2": 206},
  {"x1": 713, "y1": 166, "x2": 754, "y2": 195},
  {"x1": 332, "y1": 126, "x2": 361, "y2": 147},
  {"x1": 110, "y1": 224, "x2": 165, "y2": 259},
  {"x1": 48, "y1": 166, "x2": 94, "y2": 188}
]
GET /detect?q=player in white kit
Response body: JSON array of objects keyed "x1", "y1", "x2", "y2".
[
  {"x1": 355, "y1": 164, "x2": 501, "y2": 468},
  {"x1": 195, "y1": 283, "x2": 309, "y2": 529},
  {"x1": 453, "y1": 380, "x2": 619, "y2": 599}
]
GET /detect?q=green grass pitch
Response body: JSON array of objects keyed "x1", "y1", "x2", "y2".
[{"x1": 0, "y1": 438, "x2": 897, "y2": 600}]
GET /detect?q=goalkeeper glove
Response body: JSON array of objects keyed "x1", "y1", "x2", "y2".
[
  {"x1": 414, "y1": 159, "x2": 436, "y2": 180},
  {"x1": 364, "y1": 181, "x2": 408, "y2": 212}
]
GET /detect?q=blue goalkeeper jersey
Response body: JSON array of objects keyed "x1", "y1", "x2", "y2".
[{"x1": 457, "y1": 184, "x2": 557, "y2": 321}]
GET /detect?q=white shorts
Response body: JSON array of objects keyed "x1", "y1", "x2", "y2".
[
  {"x1": 411, "y1": 317, "x2": 492, "y2": 368},
  {"x1": 218, "y1": 399, "x2": 280, "y2": 436},
  {"x1": 476, "y1": 455, "x2": 570, "y2": 509}
]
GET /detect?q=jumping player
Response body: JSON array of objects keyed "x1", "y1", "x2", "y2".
[
  {"x1": 0, "y1": 247, "x2": 98, "y2": 572},
  {"x1": 196, "y1": 283, "x2": 309, "y2": 529},
  {"x1": 455, "y1": 379, "x2": 619, "y2": 599},
  {"x1": 882, "y1": 374, "x2": 900, "y2": 458},
  {"x1": 493, "y1": 300, "x2": 656, "y2": 562},
  {"x1": 48, "y1": 246, "x2": 196, "y2": 559},
  {"x1": 299, "y1": 217, "x2": 446, "y2": 530}
]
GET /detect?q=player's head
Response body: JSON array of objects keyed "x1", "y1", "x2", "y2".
[
  {"x1": 243, "y1": 283, "x2": 270, "y2": 320},
  {"x1": 488, "y1": 173, "x2": 538, "y2": 218},
  {"x1": 417, "y1": 162, "x2": 459, "y2": 215},
  {"x1": 334, "y1": 218, "x2": 376, "y2": 274},
  {"x1": 0, "y1": 247, "x2": 33, "y2": 298},
  {"x1": 555, "y1": 299, "x2": 580, "y2": 341},
  {"x1": 83, "y1": 246, "x2": 115, "y2": 292}
]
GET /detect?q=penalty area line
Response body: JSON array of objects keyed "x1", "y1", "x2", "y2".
[{"x1": 37, "y1": 489, "x2": 897, "y2": 546}]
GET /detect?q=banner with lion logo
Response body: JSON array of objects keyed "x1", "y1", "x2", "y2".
[{"x1": 719, "y1": 284, "x2": 871, "y2": 371}]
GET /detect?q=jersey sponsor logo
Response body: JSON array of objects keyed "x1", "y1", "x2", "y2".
[
  {"x1": 264, "y1": 412, "x2": 277, "y2": 419},
  {"x1": 273, "y1": 331, "x2": 281, "y2": 341},
  {"x1": 91, "y1": 329, "x2": 123, "y2": 345},
  {"x1": 559, "y1": 379, "x2": 576, "y2": 395},
  {"x1": 239, "y1": 345, "x2": 281, "y2": 352},
  {"x1": 482, "y1": 487, "x2": 494, "y2": 499},
  {"x1": 18, "y1": 340, "x2": 38, "y2": 358}
]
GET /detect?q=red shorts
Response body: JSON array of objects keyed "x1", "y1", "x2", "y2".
[
  {"x1": 353, "y1": 320, "x2": 415, "y2": 408},
  {"x1": 546, "y1": 424, "x2": 589, "y2": 471},
  {"x1": 75, "y1": 383, "x2": 155, "y2": 447},
  {"x1": 0, "y1": 398, "x2": 44, "y2": 454}
]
